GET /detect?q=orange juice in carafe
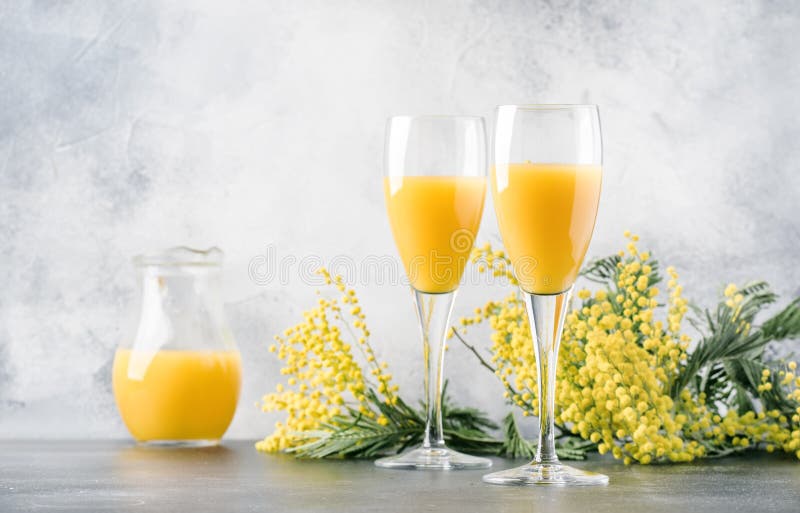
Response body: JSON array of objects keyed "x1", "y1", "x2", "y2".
[
  {"x1": 113, "y1": 349, "x2": 241, "y2": 442},
  {"x1": 113, "y1": 247, "x2": 240, "y2": 445}
]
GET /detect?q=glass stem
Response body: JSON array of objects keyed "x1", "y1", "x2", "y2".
[
  {"x1": 523, "y1": 287, "x2": 572, "y2": 464},
  {"x1": 412, "y1": 289, "x2": 456, "y2": 450}
]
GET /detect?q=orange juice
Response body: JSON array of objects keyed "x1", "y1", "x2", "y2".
[
  {"x1": 113, "y1": 349, "x2": 241, "y2": 442},
  {"x1": 384, "y1": 176, "x2": 486, "y2": 293},
  {"x1": 492, "y1": 163, "x2": 601, "y2": 294}
]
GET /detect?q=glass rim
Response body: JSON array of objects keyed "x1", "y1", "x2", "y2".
[
  {"x1": 387, "y1": 114, "x2": 485, "y2": 122},
  {"x1": 496, "y1": 104, "x2": 598, "y2": 110},
  {"x1": 133, "y1": 246, "x2": 224, "y2": 268}
]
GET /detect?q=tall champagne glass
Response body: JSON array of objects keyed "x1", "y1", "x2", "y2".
[
  {"x1": 483, "y1": 105, "x2": 607, "y2": 485},
  {"x1": 376, "y1": 115, "x2": 492, "y2": 470}
]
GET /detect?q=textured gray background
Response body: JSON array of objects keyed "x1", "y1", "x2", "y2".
[{"x1": 1, "y1": 0, "x2": 798, "y2": 439}]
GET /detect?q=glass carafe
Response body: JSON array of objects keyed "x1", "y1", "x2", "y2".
[{"x1": 112, "y1": 247, "x2": 241, "y2": 446}]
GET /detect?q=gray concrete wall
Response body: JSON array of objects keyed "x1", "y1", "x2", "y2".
[{"x1": 1, "y1": 0, "x2": 798, "y2": 439}]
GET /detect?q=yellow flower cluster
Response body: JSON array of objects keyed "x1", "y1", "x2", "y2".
[
  {"x1": 256, "y1": 269, "x2": 397, "y2": 453},
  {"x1": 461, "y1": 233, "x2": 800, "y2": 464},
  {"x1": 556, "y1": 235, "x2": 703, "y2": 463},
  {"x1": 459, "y1": 244, "x2": 537, "y2": 412}
]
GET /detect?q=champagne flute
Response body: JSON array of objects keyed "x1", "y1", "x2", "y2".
[
  {"x1": 483, "y1": 105, "x2": 607, "y2": 485},
  {"x1": 376, "y1": 115, "x2": 492, "y2": 470}
]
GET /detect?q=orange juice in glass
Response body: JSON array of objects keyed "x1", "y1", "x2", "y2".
[
  {"x1": 384, "y1": 175, "x2": 486, "y2": 293},
  {"x1": 483, "y1": 105, "x2": 607, "y2": 486},
  {"x1": 376, "y1": 115, "x2": 491, "y2": 470},
  {"x1": 492, "y1": 162, "x2": 602, "y2": 294}
]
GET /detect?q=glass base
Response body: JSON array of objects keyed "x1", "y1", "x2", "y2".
[
  {"x1": 483, "y1": 462, "x2": 608, "y2": 486},
  {"x1": 136, "y1": 439, "x2": 220, "y2": 448},
  {"x1": 375, "y1": 446, "x2": 492, "y2": 470}
]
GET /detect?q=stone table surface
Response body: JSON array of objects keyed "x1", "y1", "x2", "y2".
[{"x1": 1, "y1": 441, "x2": 799, "y2": 512}]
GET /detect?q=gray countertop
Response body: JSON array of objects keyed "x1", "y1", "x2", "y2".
[{"x1": 1, "y1": 441, "x2": 798, "y2": 512}]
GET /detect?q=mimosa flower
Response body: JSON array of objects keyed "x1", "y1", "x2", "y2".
[
  {"x1": 458, "y1": 232, "x2": 800, "y2": 464},
  {"x1": 257, "y1": 269, "x2": 498, "y2": 458},
  {"x1": 259, "y1": 235, "x2": 800, "y2": 464},
  {"x1": 256, "y1": 269, "x2": 397, "y2": 453}
]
